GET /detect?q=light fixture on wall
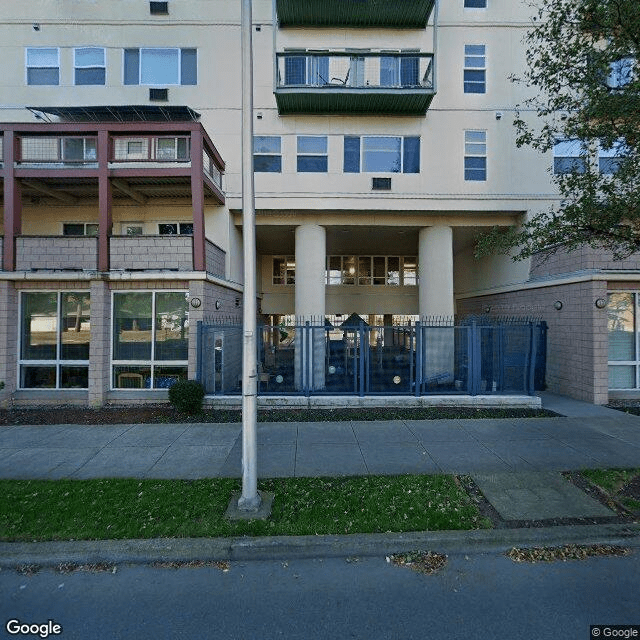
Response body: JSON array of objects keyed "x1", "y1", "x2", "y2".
[
  {"x1": 553, "y1": 300, "x2": 563, "y2": 310},
  {"x1": 215, "y1": 300, "x2": 222, "y2": 310},
  {"x1": 190, "y1": 297, "x2": 202, "y2": 309},
  {"x1": 33, "y1": 23, "x2": 40, "y2": 31},
  {"x1": 484, "y1": 305, "x2": 491, "y2": 313},
  {"x1": 595, "y1": 298, "x2": 607, "y2": 309}
]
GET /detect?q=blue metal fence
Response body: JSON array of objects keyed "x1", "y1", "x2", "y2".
[{"x1": 197, "y1": 318, "x2": 546, "y2": 397}]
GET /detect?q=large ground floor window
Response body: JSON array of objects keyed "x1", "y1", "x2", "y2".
[
  {"x1": 112, "y1": 290, "x2": 189, "y2": 389},
  {"x1": 608, "y1": 291, "x2": 640, "y2": 389},
  {"x1": 19, "y1": 291, "x2": 91, "y2": 389}
]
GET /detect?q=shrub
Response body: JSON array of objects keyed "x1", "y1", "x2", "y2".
[{"x1": 168, "y1": 379, "x2": 205, "y2": 414}]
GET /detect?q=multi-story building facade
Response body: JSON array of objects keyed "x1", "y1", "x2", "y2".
[{"x1": 0, "y1": 0, "x2": 636, "y2": 406}]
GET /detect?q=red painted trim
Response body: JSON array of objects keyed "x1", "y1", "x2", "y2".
[
  {"x1": 203, "y1": 174, "x2": 225, "y2": 205},
  {"x1": 3, "y1": 132, "x2": 20, "y2": 271},
  {"x1": 97, "y1": 130, "x2": 112, "y2": 272}
]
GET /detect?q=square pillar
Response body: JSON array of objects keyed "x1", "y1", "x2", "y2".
[
  {"x1": 0, "y1": 281, "x2": 18, "y2": 404},
  {"x1": 88, "y1": 279, "x2": 111, "y2": 407}
]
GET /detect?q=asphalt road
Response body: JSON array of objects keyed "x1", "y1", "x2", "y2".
[{"x1": 2, "y1": 551, "x2": 639, "y2": 640}]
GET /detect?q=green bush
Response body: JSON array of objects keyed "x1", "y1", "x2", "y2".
[{"x1": 168, "y1": 379, "x2": 205, "y2": 414}]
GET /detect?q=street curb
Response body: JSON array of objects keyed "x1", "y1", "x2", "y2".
[{"x1": 1, "y1": 523, "x2": 639, "y2": 567}]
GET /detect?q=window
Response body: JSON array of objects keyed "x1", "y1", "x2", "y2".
[
  {"x1": 464, "y1": 130, "x2": 487, "y2": 181},
  {"x1": 124, "y1": 48, "x2": 197, "y2": 85},
  {"x1": 156, "y1": 137, "x2": 189, "y2": 160},
  {"x1": 272, "y1": 256, "x2": 295, "y2": 285},
  {"x1": 284, "y1": 55, "x2": 329, "y2": 86},
  {"x1": 380, "y1": 55, "x2": 420, "y2": 87},
  {"x1": 607, "y1": 57, "x2": 634, "y2": 89},
  {"x1": 63, "y1": 223, "x2": 99, "y2": 236},
  {"x1": 254, "y1": 136, "x2": 281, "y2": 172},
  {"x1": 608, "y1": 292, "x2": 639, "y2": 389},
  {"x1": 343, "y1": 136, "x2": 420, "y2": 173},
  {"x1": 599, "y1": 139, "x2": 628, "y2": 174},
  {"x1": 123, "y1": 224, "x2": 143, "y2": 236},
  {"x1": 464, "y1": 45, "x2": 486, "y2": 93},
  {"x1": 327, "y1": 256, "x2": 417, "y2": 285},
  {"x1": 19, "y1": 292, "x2": 90, "y2": 389},
  {"x1": 112, "y1": 291, "x2": 189, "y2": 389},
  {"x1": 74, "y1": 47, "x2": 105, "y2": 85},
  {"x1": 553, "y1": 139, "x2": 587, "y2": 174},
  {"x1": 297, "y1": 136, "x2": 328, "y2": 172},
  {"x1": 158, "y1": 223, "x2": 193, "y2": 235},
  {"x1": 464, "y1": 0, "x2": 486, "y2": 7},
  {"x1": 26, "y1": 48, "x2": 59, "y2": 85}
]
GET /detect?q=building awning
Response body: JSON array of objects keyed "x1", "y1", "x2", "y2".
[{"x1": 27, "y1": 105, "x2": 201, "y2": 123}]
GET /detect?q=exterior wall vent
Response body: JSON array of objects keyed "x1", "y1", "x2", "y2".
[
  {"x1": 149, "y1": 88, "x2": 169, "y2": 101},
  {"x1": 372, "y1": 177, "x2": 392, "y2": 191},
  {"x1": 150, "y1": 1, "x2": 169, "y2": 15}
]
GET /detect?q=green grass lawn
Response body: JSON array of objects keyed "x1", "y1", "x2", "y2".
[
  {"x1": 582, "y1": 468, "x2": 640, "y2": 513},
  {"x1": 0, "y1": 475, "x2": 490, "y2": 542}
]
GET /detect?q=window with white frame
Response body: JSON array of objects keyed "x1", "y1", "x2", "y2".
[
  {"x1": 599, "y1": 139, "x2": 628, "y2": 174},
  {"x1": 26, "y1": 48, "x2": 59, "y2": 85},
  {"x1": 123, "y1": 48, "x2": 197, "y2": 85},
  {"x1": 63, "y1": 223, "x2": 99, "y2": 236},
  {"x1": 326, "y1": 256, "x2": 417, "y2": 285},
  {"x1": 464, "y1": 45, "x2": 486, "y2": 93},
  {"x1": 272, "y1": 256, "x2": 295, "y2": 285},
  {"x1": 553, "y1": 139, "x2": 588, "y2": 174},
  {"x1": 464, "y1": 0, "x2": 487, "y2": 7},
  {"x1": 19, "y1": 291, "x2": 90, "y2": 389},
  {"x1": 297, "y1": 136, "x2": 328, "y2": 172},
  {"x1": 254, "y1": 136, "x2": 282, "y2": 172},
  {"x1": 343, "y1": 136, "x2": 420, "y2": 173},
  {"x1": 158, "y1": 222, "x2": 193, "y2": 235},
  {"x1": 464, "y1": 130, "x2": 487, "y2": 181},
  {"x1": 112, "y1": 291, "x2": 189, "y2": 389},
  {"x1": 608, "y1": 292, "x2": 640, "y2": 389},
  {"x1": 74, "y1": 47, "x2": 105, "y2": 85},
  {"x1": 607, "y1": 57, "x2": 634, "y2": 89}
]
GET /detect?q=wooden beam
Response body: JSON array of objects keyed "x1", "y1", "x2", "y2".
[
  {"x1": 111, "y1": 178, "x2": 148, "y2": 205},
  {"x1": 21, "y1": 179, "x2": 77, "y2": 204}
]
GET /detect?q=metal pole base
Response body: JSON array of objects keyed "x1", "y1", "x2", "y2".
[{"x1": 225, "y1": 491, "x2": 273, "y2": 521}]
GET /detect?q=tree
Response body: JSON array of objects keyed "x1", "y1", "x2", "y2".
[{"x1": 476, "y1": 0, "x2": 640, "y2": 261}]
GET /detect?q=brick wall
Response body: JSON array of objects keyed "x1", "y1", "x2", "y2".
[
  {"x1": 110, "y1": 236, "x2": 194, "y2": 271},
  {"x1": 16, "y1": 237, "x2": 98, "y2": 271},
  {"x1": 458, "y1": 279, "x2": 609, "y2": 404},
  {"x1": 88, "y1": 280, "x2": 111, "y2": 407},
  {"x1": 0, "y1": 281, "x2": 18, "y2": 404}
]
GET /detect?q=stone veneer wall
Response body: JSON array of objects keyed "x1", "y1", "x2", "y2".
[
  {"x1": 531, "y1": 245, "x2": 640, "y2": 279},
  {"x1": 205, "y1": 239, "x2": 226, "y2": 278},
  {"x1": 16, "y1": 237, "x2": 99, "y2": 271},
  {"x1": 110, "y1": 236, "x2": 194, "y2": 271},
  {"x1": 0, "y1": 281, "x2": 18, "y2": 404},
  {"x1": 457, "y1": 279, "x2": 609, "y2": 404}
]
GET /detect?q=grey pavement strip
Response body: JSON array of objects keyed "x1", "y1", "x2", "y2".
[
  {"x1": 0, "y1": 523, "x2": 638, "y2": 567},
  {"x1": 472, "y1": 472, "x2": 615, "y2": 520}
]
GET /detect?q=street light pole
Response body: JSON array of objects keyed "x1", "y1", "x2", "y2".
[{"x1": 238, "y1": 0, "x2": 261, "y2": 511}]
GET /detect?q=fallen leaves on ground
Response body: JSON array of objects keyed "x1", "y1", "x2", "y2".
[
  {"x1": 507, "y1": 544, "x2": 632, "y2": 563},
  {"x1": 386, "y1": 551, "x2": 447, "y2": 575}
]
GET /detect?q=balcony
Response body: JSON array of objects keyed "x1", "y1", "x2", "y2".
[
  {"x1": 16, "y1": 236, "x2": 99, "y2": 271},
  {"x1": 275, "y1": 52, "x2": 435, "y2": 115},
  {"x1": 276, "y1": 0, "x2": 435, "y2": 28}
]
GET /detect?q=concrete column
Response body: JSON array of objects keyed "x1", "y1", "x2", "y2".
[
  {"x1": 294, "y1": 224, "x2": 326, "y2": 390},
  {"x1": 418, "y1": 226, "x2": 455, "y2": 386},
  {"x1": 418, "y1": 225, "x2": 454, "y2": 319},
  {"x1": 88, "y1": 279, "x2": 111, "y2": 407}
]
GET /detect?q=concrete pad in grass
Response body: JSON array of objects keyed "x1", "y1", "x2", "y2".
[
  {"x1": 295, "y1": 443, "x2": 367, "y2": 477},
  {"x1": 472, "y1": 472, "x2": 615, "y2": 520},
  {"x1": 71, "y1": 446, "x2": 168, "y2": 479}
]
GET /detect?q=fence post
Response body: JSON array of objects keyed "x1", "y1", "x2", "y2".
[
  {"x1": 415, "y1": 321, "x2": 421, "y2": 397},
  {"x1": 528, "y1": 321, "x2": 537, "y2": 395},
  {"x1": 305, "y1": 321, "x2": 311, "y2": 398},
  {"x1": 469, "y1": 321, "x2": 480, "y2": 395}
]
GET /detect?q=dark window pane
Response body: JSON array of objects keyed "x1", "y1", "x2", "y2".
[
  {"x1": 21, "y1": 293, "x2": 57, "y2": 360},
  {"x1": 344, "y1": 137, "x2": 361, "y2": 173},
  {"x1": 554, "y1": 157, "x2": 587, "y2": 174},
  {"x1": 159, "y1": 224, "x2": 178, "y2": 235},
  {"x1": 21, "y1": 366, "x2": 56, "y2": 388},
  {"x1": 63, "y1": 138, "x2": 84, "y2": 161},
  {"x1": 284, "y1": 56, "x2": 306, "y2": 85},
  {"x1": 60, "y1": 292, "x2": 90, "y2": 360},
  {"x1": 61, "y1": 366, "x2": 88, "y2": 388},
  {"x1": 181, "y1": 48, "x2": 197, "y2": 85},
  {"x1": 113, "y1": 365, "x2": 151, "y2": 389},
  {"x1": 63, "y1": 224, "x2": 85, "y2": 236},
  {"x1": 75, "y1": 68, "x2": 105, "y2": 85},
  {"x1": 297, "y1": 156, "x2": 328, "y2": 172},
  {"x1": 113, "y1": 293, "x2": 152, "y2": 360},
  {"x1": 400, "y1": 57, "x2": 419, "y2": 86},
  {"x1": 154, "y1": 366, "x2": 188, "y2": 388},
  {"x1": 27, "y1": 68, "x2": 59, "y2": 85},
  {"x1": 179, "y1": 223, "x2": 194, "y2": 235},
  {"x1": 254, "y1": 156, "x2": 282, "y2": 172},
  {"x1": 464, "y1": 0, "x2": 486, "y2": 7},
  {"x1": 403, "y1": 137, "x2": 420, "y2": 173},
  {"x1": 124, "y1": 49, "x2": 140, "y2": 85},
  {"x1": 155, "y1": 292, "x2": 189, "y2": 361}
]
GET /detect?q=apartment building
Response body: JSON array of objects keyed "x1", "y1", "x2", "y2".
[{"x1": 0, "y1": 0, "x2": 636, "y2": 406}]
